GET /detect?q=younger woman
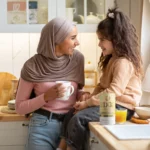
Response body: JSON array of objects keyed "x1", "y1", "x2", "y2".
[{"x1": 58, "y1": 8, "x2": 143, "y2": 150}]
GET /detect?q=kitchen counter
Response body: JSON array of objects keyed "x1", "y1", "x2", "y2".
[
  {"x1": 0, "y1": 106, "x2": 29, "y2": 150},
  {"x1": 1, "y1": 106, "x2": 150, "y2": 150},
  {"x1": 89, "y1": 122, "x2": 150, "y2": 150},
  {"x1": 0, "y1": 106, "x2": 30, "y2": 121}
]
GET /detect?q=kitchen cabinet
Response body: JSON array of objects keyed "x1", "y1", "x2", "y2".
[
  {"x1": 84, "y1": 70, "x2": 98, "y2": 93},
  {"x1": 0, "y1": 0, "x2": 115, "y2": 33},
  {"x1": 59, "y1": 0, "x2": 115, "y2": 32},
  {"x1": 84, "y1": 70, "x2": 97, "y2": 88},
  {"x1": 0, "y1": 0, "x2": 143, "y2": 33},
  {"x1": 90, "y1": 131, "x2": 109, "y2": 150},
  {"x1": 84, "y1": 71, "x2": 97, "y2": 88},
  {"x1": 58, "y1": 0, "x2": 143, "y2": 33},
  {"x1": 0, "y1": 121, "x2": 29, "y2": 150},
  {"x1": 0, "y1": 106, "x2": 30, "y2": 150}
]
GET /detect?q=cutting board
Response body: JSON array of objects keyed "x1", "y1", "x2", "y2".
[
  {"x1": 0, "y1": 72, "x2": 17, "y2": 105},
  {"x1": 104, "y1": 125, "x2": 150, "y2": 140}
]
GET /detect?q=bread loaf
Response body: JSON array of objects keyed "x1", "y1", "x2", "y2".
[
  {"x1": 0, "y1": 72, "x2": 17, "y2": 105},
  {"x1": 130, "y1": 117, "x2": 149, "y2": 124}
]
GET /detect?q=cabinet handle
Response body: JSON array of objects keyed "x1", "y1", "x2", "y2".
[
  {"x1": 22, "y1": 123, "x2": 29, "y2": 127},
  {"x1": 90, "y1": 137, "x2": 99, "y2": 144}
]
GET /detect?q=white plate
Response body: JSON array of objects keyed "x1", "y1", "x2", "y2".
[
  {"x1": 104, "y1": 125, "x2": 150, "y2": 140},
  {"x1": 8, "y1": 99, "x2": 15, "y2": 110},
  {"x1": 8, "y1": 99, "x2": 15, "y2": 104}
]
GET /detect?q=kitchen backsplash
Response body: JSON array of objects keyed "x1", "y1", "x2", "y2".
[{"x1": 0, "y1": 33, "x2": 101, "y2": 79}]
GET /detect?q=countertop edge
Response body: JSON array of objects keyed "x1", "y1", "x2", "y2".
[
  {"x1": 89, "y1": 122, "x2": 132, "y2": 150},
  {"x1": 0, "y1": 106, "x2": 30, "y2": 121},
  {"x1": 89, "y1": 122, "x2": 150, "y2": 150}
]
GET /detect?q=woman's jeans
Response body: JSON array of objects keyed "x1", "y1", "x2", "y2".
[{"x1": 25, "y1": 113, "x2": 62, "y2": 150}]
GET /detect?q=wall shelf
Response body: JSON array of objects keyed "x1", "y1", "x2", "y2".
[{"x1": 84, "y1": 70, "x2": 97, "y2": 89}]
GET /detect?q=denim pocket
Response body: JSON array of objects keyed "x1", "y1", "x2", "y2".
[{"x1": 30, "y1": 113, "x2": 48, "y2": 127}]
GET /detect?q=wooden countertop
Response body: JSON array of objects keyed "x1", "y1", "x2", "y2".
[
  {"x1": 89, "y1": 122, "x2": 150, "y2": 150},
  {"x1": 0, "y1": 106, "x2": 30, "y2": 121}
]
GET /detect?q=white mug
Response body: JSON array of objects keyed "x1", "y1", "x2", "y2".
[{"x1": 56, "y1": 81, "x2": 74, "y2": 100}]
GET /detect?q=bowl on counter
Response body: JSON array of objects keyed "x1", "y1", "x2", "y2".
[{"x1": 135, "y1": 107, "x2": 150, "y2": 119}]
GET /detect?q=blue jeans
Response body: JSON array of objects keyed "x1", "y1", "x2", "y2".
[{"x1": 25, "y1": 113, "x2": 62, "y2": 150}]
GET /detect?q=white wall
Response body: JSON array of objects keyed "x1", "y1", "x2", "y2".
[{"x1": 140, "y1": 0, "x2": 150, "y2": 105}]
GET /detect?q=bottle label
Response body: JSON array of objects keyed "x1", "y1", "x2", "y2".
[
  {"x1": 99, "y1": 91, "x2": 116, "y2": 125},
  {"x1": 100, "y1": 117, "x2": 115, "y2": 125}
]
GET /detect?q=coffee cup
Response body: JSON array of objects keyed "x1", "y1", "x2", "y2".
[{"x1": 56, "y1": 81, "x2": 74, "y2": 100}]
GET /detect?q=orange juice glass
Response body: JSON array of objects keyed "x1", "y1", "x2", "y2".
[{"x1": 115, "y1": 109, "x2": 127, "y2": 124}]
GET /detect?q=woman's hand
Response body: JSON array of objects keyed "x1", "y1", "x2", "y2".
[
  {"x1": 73, "y1": 101, "x2": 88, "y2": 113},
  {"x1": 78, "y1": 92, "x2": 91, "y2": 101},
  {"x1": 44, "y1": 83, "x2": 66, "y2": 102}
]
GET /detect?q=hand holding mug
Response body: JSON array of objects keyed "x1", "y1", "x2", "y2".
[
  {"x1": 56, "y1": 81, "x2": 74, "y2": 101},
  {"x1": 44, "y1": 83, "x2": 65, "y2": 102}
]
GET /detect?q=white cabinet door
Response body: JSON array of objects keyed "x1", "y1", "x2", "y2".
[
  {"x1": 0, "y1": 121, "x2": 29, "y2": 147},
  {"x1": 89, "y1": 131, "x2": 109, "y2": 150},
  {"x1": 57, "y1": 0, "x2": 115, "y2": 32},
  {"x1": 0, "y1": 0, "x2": 56, "y2": 33}
]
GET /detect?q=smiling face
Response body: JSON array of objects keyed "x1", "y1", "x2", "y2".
[
  {"x1": 55, "y1": 26, "x2": 79, "y2": 57},
  {"x1": 97, "y1": 32, "x2": 114, "y2": 56}
]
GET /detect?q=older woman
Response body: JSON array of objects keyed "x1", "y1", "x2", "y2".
[{"x1": 16, "y1": 17, "x2": 87, "y2": 150}]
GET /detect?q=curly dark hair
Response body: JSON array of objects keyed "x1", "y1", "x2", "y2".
[{"x1": 97, "y1": 8, "x2": 143, "y2": 77}]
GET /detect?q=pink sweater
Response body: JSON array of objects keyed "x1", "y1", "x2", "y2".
[{"x1": 16, "y1": 78, "x2": 82, "y2": 114}]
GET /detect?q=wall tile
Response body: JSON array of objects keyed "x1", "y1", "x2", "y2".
[
  {"x1": 80, "y1": 33, "x2": 97, "y2": 70},
  {"x1": 96, "y1": 36, "x2": 102, "y2": 67},
  {"x1": 76, "y1": 33, "x2": 81, "y2": 51},
  {"x1": 0, "y1": 33, "x2": 13, "y2": 74},
  {"x1": 96, "y1": 36, "x2": 102, "y2": 81},
  {"x1": 12, "y1": 33, "x2": 29, "y2": 78},
  {"x1": 29, "y1": 33, "x2": 40, "y2": 57}
]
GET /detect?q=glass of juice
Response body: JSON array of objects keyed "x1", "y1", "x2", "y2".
[{"x1": 115, "y1": 109, "x2": 127, "y2": 124}]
